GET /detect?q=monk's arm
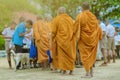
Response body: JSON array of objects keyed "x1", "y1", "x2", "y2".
[
  {"x1": 33, "y1": 23, "x2": 40, "y2": 41},
  {"x1": 73, "y1": 17, "x2": 81, "y2": 41},
  {"x1": 99, "y1": 27, "x2": 102, "y2": 40}
]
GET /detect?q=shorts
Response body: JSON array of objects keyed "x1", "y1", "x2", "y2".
[
  {"x1": 107, "y1": 38, "x2": 116, "y2": 50},
  {"x1": 15, "y1": 44, "x2": 23, "y2": 53},
  {"x1": 99, "y1": 36, "x2": 107, "y2": 49},
  {"x1": 5, "y1": 41, "x2": 11, "y2": 51}
]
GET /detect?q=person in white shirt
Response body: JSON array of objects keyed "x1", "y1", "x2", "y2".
[
  {"x1": 114, "y1": 31, "x2": 120, "y2": 58},
  {"x1": 106, "y1": 20, "x2": 116, "y2": 63},
  {"x1": 23, "y1": 28, "x2": 33, "y2": 48},
  {"x1": 98, "y1": 19, "x2": 107, "y2": 66},
  {"x1": 2, "y1": 22, "x2": 16, "y2": 69}
]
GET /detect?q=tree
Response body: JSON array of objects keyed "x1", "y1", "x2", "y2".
[
  {"x1": 35, "y1": 0, "x2": 84, "y2": 18},
  {"x1": 35, "y1": 0, "x2": 120, "y2": 20},
  {"x1": 91, "y1": 0, "x2": 120, "y2": 20},
  {"x1": 0, "y1": 0, "x2": 39, "y2": 32}
]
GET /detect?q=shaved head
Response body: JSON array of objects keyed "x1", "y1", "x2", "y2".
[
  {"x1": 58, "y1": 7, "x2": 66, "y2": 15},
  {"x1": 106, "y1": 19, "x2": 110, "y2": 25},
  {"x1": 37, "y1": 15, "x2": 43, "y2": 20},
  {"x1": 45, "y1": 15, "x2": 53, "y2": 22},
  {"x1": 82, "y1": 1, "x2": 90, "y2": 11}
]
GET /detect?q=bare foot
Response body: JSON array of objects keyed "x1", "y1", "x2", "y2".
[
  {"x1": 99, "y1": 62, "x2": 107, "y2": 67},
  {"x1": 69, "y1": 70, "x2": 73, "y2": 75},
  {"x1": 62, "y1": 70, "x2": 67, "y2": 75},
  {"x1": 113, "y1": 61, "x2": 115, "y2": 63},
  {"x1": 9, "y1": 66, "x2": 12, "y2": 69},
  {"x1": 81, "y1": 74, "x2": 92, "y2": 78},
  {"x1": 81, "y1": 75, "x2": 92, "y2": 78},
  {"x1": 76, "y1": 65, "x2": 83, "y2": 68},
  {"x1": 113, "y1": 60, "x2": 115, "y2": 63},
  {"x1": 90, "y1": 69, "x2": 93, "y2": 77},
  {"x1": 107, "y1": 60, "x2": 110, "y2": 64},
  {"x1": 50, "y1": 68, "x2": 53, "y2": 71},
  {"x1": 51, "y1": 70, "x2": 58, "y2": 73}
]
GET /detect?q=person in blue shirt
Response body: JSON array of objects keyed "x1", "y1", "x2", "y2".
[
  {"x1": 12, "y1": 17, "x2": 26, "y2": 70},
  {"x1": 13, "y1": 17, "x2": 26, "y2": 53}
]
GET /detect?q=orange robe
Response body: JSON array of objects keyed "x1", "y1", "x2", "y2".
[
  {"x1": 51, "y1": 14, "x2": 76, "y2": 70},
  {"x1": 74, "y1": 10, "x2": 102, "y2": 71},
  {"x1": 33, "y1": 20, "x2": 50, "y2": 63},
  {"x1": 46, "y1": 22, "x2": 58, "y2": 69}
]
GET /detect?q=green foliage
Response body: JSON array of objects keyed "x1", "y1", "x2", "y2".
[
  {"x1": 0, "y1": 0, "x2": 119, "y2": 30},
  {"x1": 91, "y1": 0, "x2": 120, "y2": 20},
  {"x1": 0, "y1": 35, "x2": 5, "y2": 50},
  {"x1": 0, "y1": 0, "x2": 40, "y2": 32},
  {"x1": 35, "y1": 0, "x2": 85, "y2": 18},
  {"x1": 0, "y1": 0, "x2": 42, "y2": 50},
  {"x1": 35, "y1": 0, "x2": 120, "y2": 20}
]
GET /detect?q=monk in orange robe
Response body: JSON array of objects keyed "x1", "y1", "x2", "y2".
[
  {"x1": 51, "y1": 7, "x2": 76, "y2": 75},
  {"x1": 33, "y1": 15, "x2": 50, "y2": 69},
  {"x1": 74, "y1": 2, "x2": 102, "y2": 78},
  {"x1": 45, "y1": 16, "x2": 58, "y2": 70}
]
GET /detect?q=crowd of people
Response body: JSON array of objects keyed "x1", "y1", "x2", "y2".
[{"x1": 1, "y1": 2, "x2": 120, "y2": 78}]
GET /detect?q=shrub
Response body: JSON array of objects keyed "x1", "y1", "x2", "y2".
[{"x1": 0, "y1": 35, "x2": 5, "y2": 50}]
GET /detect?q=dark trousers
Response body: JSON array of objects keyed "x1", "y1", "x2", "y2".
[
  {"x1": 15, "y1": 44, "x2": 23, "y2": 53},
  {"x1": 14, "y1": 44, "x2": 23, "y2": 69}
]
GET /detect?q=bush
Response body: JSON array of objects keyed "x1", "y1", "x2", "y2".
[{"x1": 0, "y1": 35, "x2": 5, "y2": 50}]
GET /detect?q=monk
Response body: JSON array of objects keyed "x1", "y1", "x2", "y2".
[
  {"x1": 45, "y1": 16, "x2": 58, "y2": 70},
  {"x1": 74, "y1": 2, "x2": 102, "y2": 78},
  {"x1": 33, "y1": 15, "x2": 50, "y2": 70},
  {"x1": 51, "y1": 7, "x2": 76, "y2": 75}
]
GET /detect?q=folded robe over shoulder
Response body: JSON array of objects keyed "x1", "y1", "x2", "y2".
[
  {"x1": 33, "y1": 20, "x2": 50, "y2": 63},
  {"x1": 74, "y1": 10, "x2": 102, "y2": 71},
  {"x1": 51, "y1": 14, "x2": 76, "y2": 70}
]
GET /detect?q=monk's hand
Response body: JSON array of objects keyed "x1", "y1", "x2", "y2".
[{"x1": 19, "y1": 33, "x2": 25, "y2": 37}]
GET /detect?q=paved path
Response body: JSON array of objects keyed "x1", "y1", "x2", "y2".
[{"x1": 0, "y1": 58, "x2": 120, "y2": 80}]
